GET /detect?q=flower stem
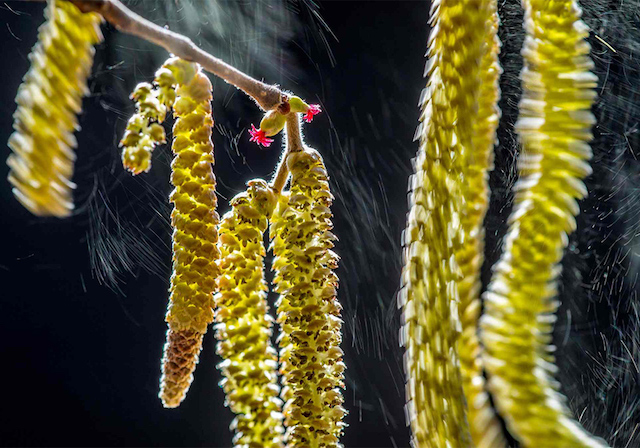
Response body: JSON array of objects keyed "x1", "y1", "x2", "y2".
[{"x1": 271, "y1": 113, "x2": 304, "y2": 194}]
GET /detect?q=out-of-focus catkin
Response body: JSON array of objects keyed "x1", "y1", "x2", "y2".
[
  {"x1": 399, "y1": 0, "x2": 490, "y2": 446},
  {"x1": 479, "y1": 1, "x2": 606, "y2": 446},
  {"x1": 159, "y1": 60, "x2": 220, "y2": 408},
  {"x1": 270, "y1": 148, "x2": 345, "y2": 447},
  {"x1": 215, "y1": 179, "x2": 284, "y2": 447},
  {"x1": 7, "y1": 0, "x2": 102, "y2": 217},
  {"x1": 455, "y1": 2, "x2": 506, "y2": 447}
]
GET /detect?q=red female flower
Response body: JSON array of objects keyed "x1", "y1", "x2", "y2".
[
  {"x1": 303, "y1": 104, "x2": 322, "y2": 123},
  {"x1": 248, "y1": 124, "x2": 274, "y2": 147}
]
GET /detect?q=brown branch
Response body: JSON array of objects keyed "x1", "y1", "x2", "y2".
[
  {"x1": 67, "y1": 0, "x2": 283, "y2": 111},
  {"x1": 271, "y1": 113, "x2": 304, "y2": 193}
]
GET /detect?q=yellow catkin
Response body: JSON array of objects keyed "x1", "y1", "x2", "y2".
[
  {"x1": 271, "y1": 148, "x2": 346, "y2": 448},
  {"x1": 120, "y1": 82, "x2": 167, "y2": 175},
  {"x1": 215, "y1": 179, "x2": 284, "y2": 447},
  {"x1": 7, "y1": 0, "x2": 102, "y2": 217},
  {"x1": 455, "y1": 2, "x2": 506, "y2": 447},
  {"x1": 158, "y1": 61, "x2": 220, "y2": 408},
  {"x1": 479, "y1": 1, "x2": 606, "y2": 446},
  {"x1": 399, "y1": 0, "x2": 489, "y2": 446},
  {"x1": 120, "y1": 58, "x2": 196, "y2": 175}
]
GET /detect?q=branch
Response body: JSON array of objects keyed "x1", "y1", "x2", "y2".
[
  {"x1": 67, "y1": 0, "x2": 284, "y2": 111},
  {"x1": 271, "y1": 113, "x2": 304, "y2": 193}
]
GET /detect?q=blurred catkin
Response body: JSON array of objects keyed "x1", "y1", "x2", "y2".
[
  {"x1": 455, "y1": 2, "x2": 507, "y2": 447},
  {"x1": 215, "y1": 179, "x2": 284, "y2": 447},
  {"x1": 271, "y1": 147, "x2": 346, "y2": 447},
  {"x1": 479, "y1": 0, "x2": 606, "y2": 446},
  {"x1": 158, "y1": 60, "x2": 220, "y2": 408},
  {"x1": 7, "y1": 0, "x2": 102, "y2": 217},
  {"x1": 399, "y1": 0, "x2": 490, "y2": 446}
]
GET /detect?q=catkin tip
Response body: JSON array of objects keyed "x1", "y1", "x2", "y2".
[{"x1": 159, "y1": 328, "x2": 205, "y2": 408}]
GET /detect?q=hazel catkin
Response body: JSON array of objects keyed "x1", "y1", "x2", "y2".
[
  {"x1": 215, "y1": 179, "x2": 284, "y2": 447},
  {"x1": 454, "y1": 2, "x2": 506, "y2": 447},
  {"x1": 120, "y1": 58, "x2": 197, "y2": 175},
  {"x1": 158, "y1": 61, "x2": 220, "y2": 409},
  {"x1": 271, "y1": 148, "x2": 346, "y2": 447},
  {"x1": 400, "y1": 0, "x2": 491, "y2": 446},
  {"x1": 7, "y1": 0, "x2": 102, "y2": 217},
  {"x1": 480, "y1": 1, "x2": 606, "y2": 446}
]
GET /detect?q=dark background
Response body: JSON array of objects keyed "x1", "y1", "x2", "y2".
[{"x1": 1, "y1": 1, "x2": 640, "y2": 447}]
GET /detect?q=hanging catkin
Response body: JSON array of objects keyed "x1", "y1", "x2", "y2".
[
  {"x1": 158, "y1": 61, "x2": 220, "y2": 408},
  {"x1": 479, "y1": 0, "x2": 606, "y2": 446},
  {"x1": 455, "y1": 2, "x2": 506, "y2": 447},
  {"x1": 215, "y1": 179, "x2": 284, "y2": 447},
  {"x1": 270, "y1": 147, "x2": 345, "y2": 447},
  {"x1": 120, "y1": 82, "x2": 167, "y2": 175},
  {"x1": 7, "y1": 0, "x2": 102, "y2": 217},
  {"x1": 120, "y1": 58, "x2": 196, "y2": 175},
  {"x1": 399, "y1": 0, "x2": 490, "y2": 446}
]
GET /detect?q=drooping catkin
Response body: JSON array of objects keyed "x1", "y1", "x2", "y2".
[
  {"x1": 455, "y1": 2, "x2": 506, "y2": 447},
  {"x1": 120, "y1": 82, "x2": 167, "y2": 175},
  {"x1": 7, "y1": 0, "x2": 102, "y2": 217},
  {"x1": 120, "y1": 58, "x2": 196, "y2": 175},
  {"x1": 215, "y1": 179, "x2": 284, "y2": 447},
  {"x1": 399, "y1": 0, "x2": 489, "y2": 446},
  {"x1": 270, "y1": 148, "x2": 345, "y2": 447},
  {"x1": 158, "y1": 61, "x2": 220, "y2": 408},
  {"x1": 479, "y1": 1, "x2": 606, "y2": 446}
]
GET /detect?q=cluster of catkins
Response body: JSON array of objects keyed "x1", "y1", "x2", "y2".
[
  {"x1": 10, "y1": 1, "x2": 610, "y2": 447},
  {"x1": 119, "y1": 56, "x2": 344, "y2": 446},
  {"x1": 7, "y1": 1, "x2": 344, "y2": 444},
  {"x1": 401, "y1": 0, "x2": 607, "y2": 447}
]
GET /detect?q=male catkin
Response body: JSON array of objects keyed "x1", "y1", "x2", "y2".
[
  {"x1": 158, "y1": 61, "x2": 220, "y2": 408},
  {"x1": 480, "y1": 0, "x2": 606, "y2": 446},
  {"x1": 455, "y1": 2, "x2": 506, "y2": 447},
  {"x1": 399, "y1": 0, "x2": 490, "y2": 446},
  {"x1": 215, "y1": 179, "x2": 284, "y2": 447},
  {"x1": 120, "y1": 82, "x2": 167, "y2": 175},
  {"x1": 120, "y1": 58, "x2": 196, "y2": 175},
  {"x1": 7, "y1": 0, "x2": 102, "y2": 217},
  {"x1": 271, "y1": 148, "x2": 345, "y2": 447}
]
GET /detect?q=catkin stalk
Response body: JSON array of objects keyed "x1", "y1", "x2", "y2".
[
  {"x1": 479, "y1": 0, "x2": 606, "y2": 446},
  {"x1": 7, "y1": 0, "x2": 102, "y2": 217},
  {"x1": 159, "y1": 62, "x2": 220, "y2": 408},
  {"x1": 271, "y1": 146, "x2": 345, "y2": 448},
  {"x1": 399, "y1": 0, "x2": 489, "y2": 446},
  {"x1": 215, "y1": 179, "x2": 284, "y2": 447}
]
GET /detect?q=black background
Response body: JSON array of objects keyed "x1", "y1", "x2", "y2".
[{"x1": 1, "y1": 1, "x2": 640, "y2": 447}]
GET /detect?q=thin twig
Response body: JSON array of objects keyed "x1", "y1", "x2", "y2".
[
  {"x1": 271, "y1": 113, "x2": 304, "y2": 193},
  {"x1": 65, "y1": 0, "x2": 283, "y2": 111}
]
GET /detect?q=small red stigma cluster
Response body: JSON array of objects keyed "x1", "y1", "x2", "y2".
[
  {"x1": 249, "y1": 124, "x2": 274, "y2": 147},
  {"x1": 303, "y1": 104, "x2": 322, "y2": 123},
  {"x1": 248, "y1": 97, "x2": 321, "y2": 148}
]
